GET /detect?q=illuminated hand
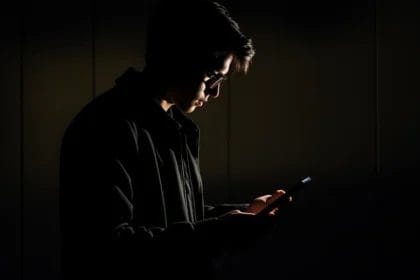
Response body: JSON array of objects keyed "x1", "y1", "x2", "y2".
[{"x1": 245, "y1": 189, "x2": 287, "y2": 215}]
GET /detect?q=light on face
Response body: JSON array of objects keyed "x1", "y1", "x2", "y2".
[{"x1": 205, "y1": 73, "x2": 227, "y2": 89}]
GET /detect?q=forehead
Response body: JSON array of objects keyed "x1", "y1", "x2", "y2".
[
  {"x1": 177, "y1": 53, "x2": 234, "y2": 79},
  {"x1": 219, "y1": 54, "x2": 233, "y2": 75}
]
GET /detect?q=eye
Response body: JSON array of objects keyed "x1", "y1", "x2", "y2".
[
  {"x1": 205, "y1": 72, "x2": 227, "y2": 89},
  {"x1": 206, "y1": 71, "x2": 217, "y2": 80}
]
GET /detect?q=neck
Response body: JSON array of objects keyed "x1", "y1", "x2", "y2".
[
  {"x1": 158, "y1": 98, "x2": 174, "y2": 112},
  {"x1": 142, "y1": 66, "x2": 174, "y2": 111}
]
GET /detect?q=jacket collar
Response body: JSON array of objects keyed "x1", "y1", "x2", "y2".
[{"x1": 115, "y1": 68, "x2": 200, "y2": 158}]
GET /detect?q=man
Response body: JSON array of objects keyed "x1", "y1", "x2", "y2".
[{"x1": 59, "y1": 0, "x2": 284, "y2": 279}]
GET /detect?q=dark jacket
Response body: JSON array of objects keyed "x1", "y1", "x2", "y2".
[{"x1": 59, "y1": 68, "x2": 234, "y2": 279}]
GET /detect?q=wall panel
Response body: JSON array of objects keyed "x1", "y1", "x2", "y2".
[
  {"x1": 2, "y1": 0, "x2": 416, "y2": 277},
  {"x1": 378, "y1": 0, "x2": 420, "y2": 174},
  {"x1": 0, "y1": 10, "x2": 22, "y2": 280},
  {"x1": 22, "y1": 2, "x2": 92, "y2": 278},
  {"x1": 94, "y1": 0, "x2": 148, "y2": 95},
  {"x1": 227, "y1": 1, "x2": 376, "y2": 200}
]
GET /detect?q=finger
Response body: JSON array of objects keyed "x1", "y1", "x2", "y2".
[
  {"x1": 273, "y1": 189, "x2": 286, "y2": 196},
  {"x1": 267, "y1": 189, "x2": 286, "y2": 204},
  {"x1": 227, "y1": 209, "x2": 255, "y2": 216},
  {"x1": 267, "y1": 196, "x2": 293, "y2": 216},
  {"x1": 254, "y1": 194, "x2": 272, "y2": 204},
  {"x1": 269, "y1": 208, "x2": 279, "y2": 216},
  {"x1": 234, "y1": 211, "x2": 256, "y2": 216},
  {"x1": 244, "y1": 203, "x2": 263, "y2": 214},
  {"x1": 247, "y1": 194, "x2": 272, "y2": 212},
  {"x1": 219, "y1": 209, "x2": 241, "y2": 218},
  {"x1": 229, "y1": 209, "x2": 242, "y2": 215},
  {"x1": 246, "y1": 194, "x2": 272, "y2": 213}
]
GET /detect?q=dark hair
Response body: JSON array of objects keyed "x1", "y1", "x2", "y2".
[{"x1": 145, "y1": 0, "x2": 255, "y2": 75}]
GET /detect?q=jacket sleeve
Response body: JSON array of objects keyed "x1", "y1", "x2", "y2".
[
  {"x1": 106, "y1": 120, "x2": 258, "y2": 246},
  {"x1": 61, "y1": 116, "x2": 226, "y2": 278},
  {"x1": 204, "y1": 203, "x2": 251, "y2": 218},
  {"x1": 60, "y1": 118, "x2": 166, "y2": 241},
  {"x1": 100, "y1": 119, "x2": 221, "y2": 243},
  {"x1": 103, "y1": 118, "x2": 165, "y2": 241}
]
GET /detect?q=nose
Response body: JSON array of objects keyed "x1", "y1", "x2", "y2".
[{"x1": 205, "y1": 84, "x2": 220, "y2": 98}]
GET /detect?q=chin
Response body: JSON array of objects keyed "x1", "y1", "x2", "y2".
[
  {"x1": 177, "y1": 102, "x2": 197, "y2": 114},
  {"x1": 185, "y1": 106, "x2": 196, "y2": 113}
]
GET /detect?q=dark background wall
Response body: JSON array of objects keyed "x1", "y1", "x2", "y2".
[{"x1": 1, "y1": 0, "x2": 419, "y2": 279}]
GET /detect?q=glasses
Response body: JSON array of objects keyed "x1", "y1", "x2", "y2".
[{"x1": 205, "y1": 72, "x2": 228, "y2": 89}]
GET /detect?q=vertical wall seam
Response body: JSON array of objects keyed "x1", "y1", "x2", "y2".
[
  {"x1": 19, "y1": 10, "x2": 24, "y2": 280},
  {"x1": 92, "y1": 0, "x2": 96, "y2": 99},
  {"x1": 374, "y1": 0, "x2": 381, "y2": 175},
  {"x1": 227, "y1": 79, "x2": 232, "y2": 201}
]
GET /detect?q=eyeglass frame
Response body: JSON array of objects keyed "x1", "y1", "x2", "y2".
[{"x1": 205, "y1": 72, "x2": 228, "y2": 90}]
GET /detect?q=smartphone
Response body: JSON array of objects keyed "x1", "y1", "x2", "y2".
[{"x1": 256, "y1": 176, "x2": 312, "y2": 217}]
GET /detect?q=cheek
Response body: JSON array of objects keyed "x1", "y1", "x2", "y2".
[
  {"x1": 189, "y1": 82, "x2": 206, "y2": 100},
  {"x1": 176, "y1": 79, "x2": 206, "y2": 103},
  {"x1": 198, "y1": 82, "x2": 206, "y2": 96}
]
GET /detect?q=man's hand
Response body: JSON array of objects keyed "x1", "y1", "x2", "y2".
[
  {"x1": 245, "y1": 189, "x2": 287, "y2": 215},
  {"x1": 213, "y1": 189, "x2": 290, "y2": 245}
]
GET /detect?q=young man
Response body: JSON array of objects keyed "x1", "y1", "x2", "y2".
[{"x1": 59, "y1": 0, "x2": 284, "y2": 278}]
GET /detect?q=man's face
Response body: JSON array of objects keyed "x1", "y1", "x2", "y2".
[{"x1": 168, "y1": 54, "x2": 233, "y2": 113}]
